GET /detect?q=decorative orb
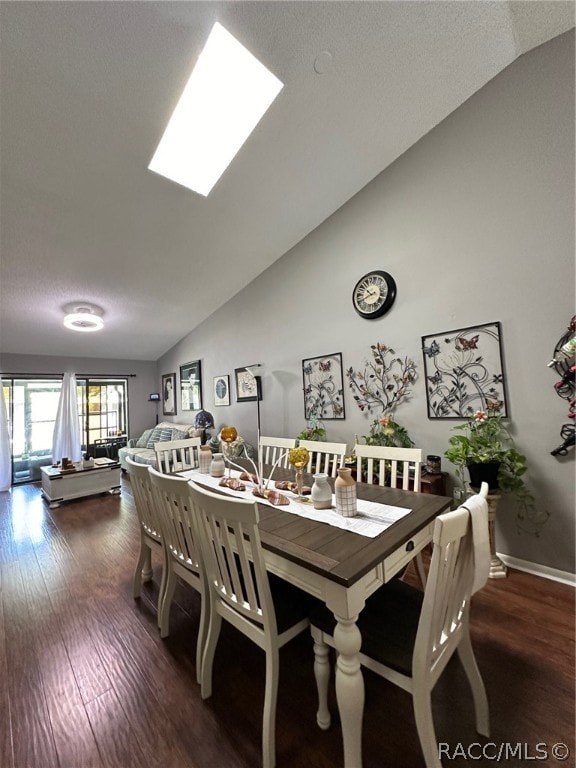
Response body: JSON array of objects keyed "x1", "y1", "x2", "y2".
[{"x1": 221, "y1": 426, "x2": 238, "y2": 444}]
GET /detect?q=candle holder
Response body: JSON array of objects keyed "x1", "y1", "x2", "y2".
[
  {"x1": 288, "y1": 447, "x2": 310, "y2": 502},
  {"x1": 220, "y1": 426, "x2": 238, "y2": 478}
]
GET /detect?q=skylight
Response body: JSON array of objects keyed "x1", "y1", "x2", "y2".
[{"x1": 148, "y1": 22, "x2": 284, "y2": 196}]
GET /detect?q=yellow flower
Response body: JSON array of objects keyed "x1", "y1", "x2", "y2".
[{"x1": 289, "y1": 447, "x2": 310, "y2": 468}]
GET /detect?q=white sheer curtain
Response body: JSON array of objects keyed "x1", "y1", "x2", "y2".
[
  {"x1": 0, "y1": 378, "x2": 11, "y2": 491},
  {"x1": 52, "y1": 372, "x2": 82, "y2": 463}
]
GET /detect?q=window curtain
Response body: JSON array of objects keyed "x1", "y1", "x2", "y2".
[
  {"x1": 0, "y1": 378, "x2": 11, "y2": 491},
  {"x1": 52, "y1": 372, "x2": 82, "y2": 463}
]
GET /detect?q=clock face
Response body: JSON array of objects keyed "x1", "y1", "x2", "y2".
[{"x1": 352, "y1": 270, "x2": 397, "y2": 319}]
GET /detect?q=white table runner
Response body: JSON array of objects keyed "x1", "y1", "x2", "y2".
[{"x1": 179, "y1": 468, "x2": 411, "y2": 538}]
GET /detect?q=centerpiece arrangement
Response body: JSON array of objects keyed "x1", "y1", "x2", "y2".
[{"x1": 215, "y1": 426, "x2": 294, "y2": 505}]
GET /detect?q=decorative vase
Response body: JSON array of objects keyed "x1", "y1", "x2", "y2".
[
  {"x1": 467, "y1": 461, "x2": 500, "y2": 491},
  {"x1": 210, "y1": 453, "x2": 225, "y2": 478},
  {"x1": 311, "y1": 472, "x2": 332, "y2": 510},
  {"x1": 335, "y1": 467, "x2": 357, "y2": 517},
  {"x1": 199, "y1": 446, "x2": 212, "y2": 474}
]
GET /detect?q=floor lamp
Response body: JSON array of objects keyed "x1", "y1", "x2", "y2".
[{"x1": 246, "y1": 365, "x2": 263, "y2": 476}]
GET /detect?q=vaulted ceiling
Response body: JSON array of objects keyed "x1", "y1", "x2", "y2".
[{"x1": 1, "y1": 1, "x2": 573, "y2": 360}]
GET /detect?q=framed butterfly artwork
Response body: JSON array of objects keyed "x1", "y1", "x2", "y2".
[
  {"x1": 302, "y1": 352, "x2": 345, "y2": 420},
  {"x1": 421, "y1": 321, "x2": 509, "y2": 419}
]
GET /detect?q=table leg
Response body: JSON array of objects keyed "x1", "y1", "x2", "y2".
[{"x1": 333, "y1": 614, "x2": 364, "y2": 768}]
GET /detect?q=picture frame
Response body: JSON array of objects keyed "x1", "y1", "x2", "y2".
[
  {"x1": 421, "y1": 321, "x2": 508, "y2": 419},
  {"x1": 302, "y1": 352, "x2": 345, "y2": 420},
  {"x1": 213, "y1": 375, "x2": 230, "y2": 407},
  {"x1": 180, "y1": 360, "x2": 203, "y2": 412},
  {"x1": 161, "y1": 372, "x2": 177, "y2": 416},
  {"x1": 235, "y1": 366, "x2": 261, "y2": 402}
]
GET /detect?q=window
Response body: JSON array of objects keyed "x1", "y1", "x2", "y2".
[
  {"x1": 80, "y1": 379, "x2": 128, "y2": 452},
  {"x1": 2, "y1": 376, "x2": 128, "y2": 484}
]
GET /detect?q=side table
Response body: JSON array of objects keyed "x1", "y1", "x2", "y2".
[{"x1": 420, "y1": 470, "x2": 448, "y2": 496}]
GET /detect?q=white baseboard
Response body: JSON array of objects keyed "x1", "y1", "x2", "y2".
[{"x1": 498, "y1": 553, "x2": 576, "y2": 587}]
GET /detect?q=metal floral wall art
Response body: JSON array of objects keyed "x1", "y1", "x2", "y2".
[
  {"x1": 346, "y1": 343, "x2": 417, "y2": 416},
  {"x1": 302, "y1": 352, "x2": 345, "y2": 420},
  {"x1": 421, "y1": 321, "x2": 508, "y2": 419}
]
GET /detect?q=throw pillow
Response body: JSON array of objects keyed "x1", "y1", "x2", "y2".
[
  {"x1": 170, "y1": 428, "x2": 188, "y2": 441},
  {"x1": 135, "y1": 428, "x2": 154, "y2": 449},
  {"x1": 146, "y1": 427, "x2": 174, "y2": 449}
]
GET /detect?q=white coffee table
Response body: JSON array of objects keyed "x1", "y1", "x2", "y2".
[{"x1": 41, "y1": 459, "x2": 121, "y2": 508}]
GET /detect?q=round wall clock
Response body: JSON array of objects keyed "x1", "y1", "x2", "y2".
[{"x1": 352, "y1": 270, "x2": 397, "y2": 319}]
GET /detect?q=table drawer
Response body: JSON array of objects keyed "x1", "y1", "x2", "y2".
[{"x1": 383, "y1": 522, "x2": 433, "y2": 579}]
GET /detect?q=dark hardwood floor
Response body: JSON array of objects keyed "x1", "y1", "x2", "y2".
[{"x1": 0, "y1": 476, "x2": 573, "y2": 768}]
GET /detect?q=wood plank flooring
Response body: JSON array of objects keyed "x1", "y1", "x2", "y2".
[{"x1": 0, "y1": 476, "x2": 573, "y2": 768}]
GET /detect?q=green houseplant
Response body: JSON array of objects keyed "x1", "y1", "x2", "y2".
[
  {"x1": 444, "y1": 409, "x2": 534, "y2": 508},
  {"x1": 297, "y1": 414, "x2": 326, "y2": 442},
  {"x1": 364, "y1": 414, "x2": 414, "y2": 448}
]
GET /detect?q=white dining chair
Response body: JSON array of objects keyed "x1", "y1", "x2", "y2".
[
  {"x1": 154, "y1": 436, "x2": 201, "y2": 474},
  {"x1": 125, "y1": 457, "x2": 166, "y2": 623},
  {"x1": 259, "y1": 435, "x2": 296, "y2": 470},
  {"x1": 297, "y1": 439, "x2": 347, "y2": 478},
  {"x1": 354, "y1": 443, "x2": 427, "y2": 586},
  {"x1": 187, "y1": 480, "x2": 312, "y2": 768},
  {"x1": 354, "y1": 443, "x2": 423, "y2": 489},
  {"x1": 309, "y1": 485, "x2": 490, "y2": 768},
  {"x1": 148, "y1": 467, "x2": 208, "y2": 684}
]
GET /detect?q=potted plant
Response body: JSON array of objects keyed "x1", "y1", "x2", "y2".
[
  {"x1": 444, "y1": 409, "x2": 534, "y2": 509},
  {"x1": 363, "y1": 414, "x2": 414, "y2": 449},
  {"x1": 297, "y1": 413, "x2": 326, "y2": 442}
]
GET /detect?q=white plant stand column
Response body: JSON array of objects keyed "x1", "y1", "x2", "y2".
[{"x1": 486, "y1": 492, "x2": 508, "y2": 579}]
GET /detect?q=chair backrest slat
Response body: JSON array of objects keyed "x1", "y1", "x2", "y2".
[
  {"x1": 414, "y1": 487, "x2": 488, "y2": 680},
  {"x1": 259, "y1": 436, "x2": 296, "y2": 470},
  {"x1": 148, "y1": 466, "x2": 202, "y2": 571},
  {"x1": 188, "y1": 481, "x2": 275, "y2": 632},
  {"x1": 297, "y1": 439, "x2": 347, "y2": 478},
  {"x1": 125, "y1": 457, "x2": 162, "y2": 540},
  {"x1": 354, "y1": 444, "x2": 422, "y2": 490},
  {"x1": 154, "y1": 437, "x2": 202, "y2": 474}
]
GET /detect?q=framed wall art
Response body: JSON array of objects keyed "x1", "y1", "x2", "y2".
[
  {"x1": 421, "y1": 321, "x2": 508, "y2": 419},
  {"x1": 302, "y1": 352, "x2": 345, "y2": 420},
  {"x1": 213, "y1": 375, "x2": 230, "y2": 407},
  {"x1": 161, "y1": 372, "x2": 177, "y2": 416},
  {"x1": 180, "y1": 360, "x2": 203, "y2": 412},
  {"x1": 235, "y1": 366, "x2": 261, "y2": 402}
]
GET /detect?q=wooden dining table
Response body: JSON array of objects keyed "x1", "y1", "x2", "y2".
[{"x1": 215, "y1": 463, "x2": 453, "y2": 768}]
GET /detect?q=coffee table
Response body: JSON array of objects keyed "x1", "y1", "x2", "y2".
[{"x1": 41, "y1": 459, "x2": 121, "y2": 508}]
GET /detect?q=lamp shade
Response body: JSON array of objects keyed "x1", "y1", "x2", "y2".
[{"x1": 195, "y1": 409, "x2": 215, "y2": 430}]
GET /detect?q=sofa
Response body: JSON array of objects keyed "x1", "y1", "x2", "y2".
[{"x1": 118, "y1": 421, "x2": 200, "y2": 470}]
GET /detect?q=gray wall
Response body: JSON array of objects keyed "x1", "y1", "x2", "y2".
[
  {"x1": 158, "y1": 31, "x2": 575, "y2": 573},
  {"x1": 0, "y1": 353, "x2": 158, "y2": 440}
]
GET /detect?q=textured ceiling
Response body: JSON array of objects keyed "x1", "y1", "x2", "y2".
[{"x1": 1, "y1": 1, "x2": 573, "y2": 361}]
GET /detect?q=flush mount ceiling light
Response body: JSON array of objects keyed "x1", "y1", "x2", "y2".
[
  {"x1": 148, "y1": 22, "x2": 284, "y2": 196},
  {"x1": 63, "y1": 305, "x2": 104, "y2": 332}
]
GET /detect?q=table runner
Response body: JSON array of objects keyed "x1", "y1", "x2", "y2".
[{"x1": 179, "y1": 468, "x2": 411, "y2": 538}]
